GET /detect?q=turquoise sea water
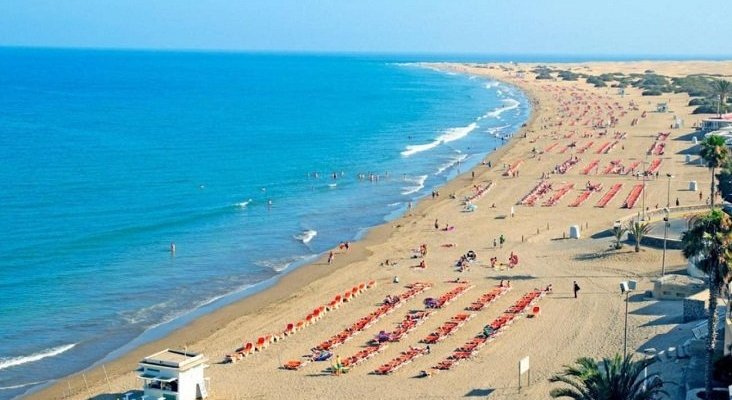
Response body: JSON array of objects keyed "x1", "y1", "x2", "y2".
[{"x1": 0, "y1": 49, "x2": 529, "y2": 398}]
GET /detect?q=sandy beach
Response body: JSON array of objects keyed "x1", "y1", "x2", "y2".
[{"x1": 29, "y1": 60, "x2": 732, "y2": 400}]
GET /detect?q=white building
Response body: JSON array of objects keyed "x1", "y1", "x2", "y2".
[
  {"x1": 137, "y1": 349, "x2": 209, "y2": 400},
  {"x1": 701, "y1": 113, "x2": 732, "y2": 132}
]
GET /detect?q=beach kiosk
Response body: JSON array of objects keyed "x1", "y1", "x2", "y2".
[{"x1": 137, "y1": 349, "x2": 209, "y2": 400}]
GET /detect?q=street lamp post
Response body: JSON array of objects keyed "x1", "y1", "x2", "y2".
[
  {"x1": 662, "y1": 211, "x2": 669, "y2": 277},
  {"x1": 620, "y1": 281, "x2": 633, "y2": 356},
  {"x1": 666, "y1": 173, "x2": 673, "y2": 208},
  {"x1": 624, "y1": 290, "x2": 629, "y2": 355},
  {"x1": 641, "y1": 160, "x2": 647, "y2": 220}
]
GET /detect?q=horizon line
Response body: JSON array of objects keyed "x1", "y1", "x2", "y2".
[{"x1": 1, "y1": 44, "x2": 732, "y2": 61}]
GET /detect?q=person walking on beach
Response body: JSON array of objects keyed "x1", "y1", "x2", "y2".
[
  {"x1": 499, "y1": 234, "x2": 505, "y2": 248},
  {"x1": 434, "y1": 219, "x2": 439, "y2": 230},
  {"x1": 573, "y1": 281, "x2": 580, "y2": 298},
  {"x1": 328, "y1": 251, "x2": 335, "y2": 265},
  {"x1": 493, "y1": 238, "x2": 497, "y2": 248}
]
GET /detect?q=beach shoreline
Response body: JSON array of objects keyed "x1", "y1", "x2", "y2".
[
  {"x1": 26, "y1": 59, "x2": 732, "y2": 400},
  {"x1": 22, "y1": 65, "x2": 535, "y2": 400}
]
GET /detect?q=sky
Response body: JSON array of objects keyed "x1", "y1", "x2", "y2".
[{"x1": 1, "y1": 0, "x2": 732, "y2": 56}]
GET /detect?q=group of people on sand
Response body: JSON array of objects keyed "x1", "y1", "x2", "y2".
[
  {"x1": 489, "y1": 251, "x2": 518, "y2": 269},
  {"x1": 418, "y1": 244, "x2": 427, "y2": 257},
  {"x1": 383, "y1": 294, "x2": 401, "y2": 306},
  {"x1": 327, "y1": 241, "x2": 352, "y2": 264},
  {"x1": 455, "y1": 250, "x2": 477, "y2": 272},
  {"x1": 508, "y1": 251, "x2": 519, "y2": 268}
]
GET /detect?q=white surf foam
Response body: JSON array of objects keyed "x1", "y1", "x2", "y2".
[
  {"x1": 486, "y1": 124, "x2": 511, "y2": 137},
  {"x1": 294, "y1": 229, "x2": 318, "y2": 244},
  {"x1": 235, "y1": 199, "x2": 253, "y2": 208},
  {"x1": 401, "y1": 123, "x2": 478, "y2": 157},
  {"x1": 439, "y1": 122, "x2": 478, "y2": 143},
  {"x1": 0, "y1": 380, "x2": 48, "y2": 390},
  {"x1": 435, "y1": 153, "x2": 469, "y2": 175},
  {"x1": 401, "y1": 141, "x2": 441, "y2": 157},
  {"x1": 255, "y1": 255, "x2": 314, "y2": 273},
  {"x1": 0, "y1": 344, "x2": 77, "y2": 371},
  {"x1": 401, "y1": 175, "x2": 428, "y2": 195},
  {"x1": 479, "y1": 98, "x2": 520, "y2": 120}
]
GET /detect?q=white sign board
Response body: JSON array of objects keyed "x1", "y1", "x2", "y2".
[{"x1": 519, "y1": 356, "x2": 530, "y2": 374}]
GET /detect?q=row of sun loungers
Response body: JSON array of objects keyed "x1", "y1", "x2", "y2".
[
  {"x1": 558, "y1": 141, "x2": 575, "y2": 154},
  {"x1": 503, "y1": 160, "x2": 523, "y2": 177},
  {"x1": 544, "y1": 142, "x2": 559, "y2": 153},
  {"x1": 577, "y1": 141, "x2": 594, "y2": 153},
  {"x1": 373, "y1": 310, "x2": 433, "y2": 344},
  {"x1": 603, "y1": 160, "x2": 639, "y2": 175},
  {"x1": 569, "y1": 189, "x2": 594, "y2": 207},
  {"x1": 338, "y1": 344, "x2": 386, "y2": 370},
  {"x1": 623, "y1": 184, "x2": 644, "y2": 209},
  {"x1": 373, "y1": 346, "x2": 429, "y2": 375},
  {"x1": 596, "y1": 183, "x2": 623, "y2": 208},
  {"x1": 602, "y1": 160, "x2": 622, "y2": 175},
  {"x1": 519, "y1": 180, "x2": 551, "y2": 206},
  {"x1": 595, "y1": 141, "x2": 611, "y2": 154},
  {"x1": 646, "y1": 158, "x2": 662, "y2": 175},
  {"x1": 425, "y1": 284, "x2": 473, "y2": 309},
  {"x1": 555, "y1": 156, "x2": 580, "y2": 174},
  {"x1": 581, "y1": 159, "x2": 600, "y2": 175},
  {"x1": 626, "y1": 160, "x2": 641, "y2": 173},
  {"x1": 421, "y1": 312, "x2": 475, "y2": 344},
  {"x1": 431, "y1": 289, "x2": 547, "y2": 372},
  {"x1": 463, "y1": 181, "x2": 493, "y2": 204},
  {"x1": 314, "y1": 282, "x2": 431, "y2": 352},
  {"x1": 648, "y1": 141, "x2": 665, "y2": 155},
  {"x1": 595, "y1": 140, "x2": 619, "y2": 154},
  {"x1": 466, "y1": 286, "x2": 510, "y2": 311},
  {"x1": 543, "y1": 183, "x2": 574, "y2": 206},
  {"x1": 225, "y1": 280, "x2": 376, "y2": 363}
]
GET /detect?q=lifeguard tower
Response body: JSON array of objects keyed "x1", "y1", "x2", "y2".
[{"x1": 136, "y1": 349, "x2": 209, "y2": 400}]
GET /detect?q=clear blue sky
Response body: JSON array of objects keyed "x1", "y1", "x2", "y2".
[{"x1": 2, "y1": 0, "x2": 731, "y2": 56}]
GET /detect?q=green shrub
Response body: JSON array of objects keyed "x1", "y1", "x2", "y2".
[
  {"x1": 557, "y1": 70, "x2": 579, "y2": 81},
  {"x1": 693, "y1": 105, "x2": 718, "y2": 114},
  {"x1": 689, "y1": 98, "x2": 707, "y2": 106}
]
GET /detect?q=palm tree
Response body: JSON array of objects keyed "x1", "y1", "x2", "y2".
[
  {"x1": 682, "y1": 209, "x2": 732, "y2": 397},
  {"x1": 626, "y1": 220, "x2": 652, "y2": 253},
  {"x1": 612, "y1": 224, "x2": 628, "y2": 250},
  {"x1": 714, "y1": 79, "x2": 731, "y2": 118},
  {"x1": 700, "y1": 134, "x2": 730, "y2": 208},
  {"x1": 549, "y1": 354, "x2": 665, "y2": 399}
]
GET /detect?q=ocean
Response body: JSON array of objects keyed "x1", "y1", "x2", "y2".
[{"x1": 0, "y1": 48, "x2": 529, "y2": 398}]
